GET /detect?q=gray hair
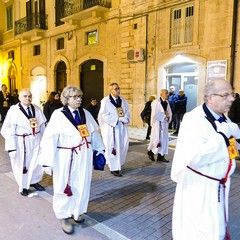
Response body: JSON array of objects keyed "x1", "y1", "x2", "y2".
[
  {"x1": 60, "y1": 85, "x2": 83, "y2": 105},
  {"x1": 203, "y1": 79, "x2": 230, "y2": 102}
]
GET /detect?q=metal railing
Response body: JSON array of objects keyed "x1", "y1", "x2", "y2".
[
  {"x1": 15, "y1": 13, "x2": 48, "y2": 35},
  {"x1": 63, "y1": 0, "x2": 111, "y2": 17}
]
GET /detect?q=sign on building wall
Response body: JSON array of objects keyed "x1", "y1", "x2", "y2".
[{"x1": 207, "y1": 60, "x2": 227, "y2": 81}]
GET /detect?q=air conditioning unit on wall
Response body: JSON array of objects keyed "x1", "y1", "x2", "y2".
[{"x1": 127, "y1": 49, "x2": 144, "y2": 63}]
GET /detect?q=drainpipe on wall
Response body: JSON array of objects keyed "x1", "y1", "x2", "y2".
[
  {"x1": 144, "y1": 14, "x2": 149, "y2": 102},
  {"x1": 230, "y1": 0, "x2": 238, "y2": 89}
]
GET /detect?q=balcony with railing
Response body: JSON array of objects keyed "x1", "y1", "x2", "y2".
[
  {"x1": 15, "y1": 12, "x2": 48, "y2": 38},
  {"x1": 61, "y1": 0, "x2": 111, "y2": 24}
]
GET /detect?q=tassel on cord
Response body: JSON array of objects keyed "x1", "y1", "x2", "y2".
[
  {"x1": 64, "y1": 184, "x2": 73, "y2": 197},
  {"x1": 23, "y1": 167, "x2": 28, "y2": 174},
  {"x1": 112, "y1": 148, "x2": 116, "y2": 155}
]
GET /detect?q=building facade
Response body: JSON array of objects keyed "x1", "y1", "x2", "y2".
[{"x1": 0, "y1": 0, "x2": 239, "y2": 127}]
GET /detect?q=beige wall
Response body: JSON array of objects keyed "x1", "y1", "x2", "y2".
[{"x1": 0, "y1": 0, "x2": 239, "y2": 126}]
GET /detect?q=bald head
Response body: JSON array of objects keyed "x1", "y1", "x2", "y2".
[{"x1": 19, "y1": 89, "x2": 32, "y2": 107}]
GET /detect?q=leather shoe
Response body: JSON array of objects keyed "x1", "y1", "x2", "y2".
[
  {"x1": 147, "y1": 150, "x2": 155, "y2": 161},
  {"x1": 21, "y1": 188, "x2": 28, "y2": 196},
  {"x1": 30, "y1": 183, "x2": 45, "y2": 191},
  {"x1": 157, "y1": 154, "x2": 169, "y2": 163},
  {"x1": 72, "y1": 214, "x2": 85, "y2": 224},
  {"x1": 60, "y1": 218, "x2": 74, "y2": 234},
  {"x1": 111, "y1": 171, "x2": 123, "y2": 177}
]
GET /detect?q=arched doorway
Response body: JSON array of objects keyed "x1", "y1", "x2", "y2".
[
  {"x1": 80, "y1": 59, "x2": 103, "y2": 107},
  {"x1": 55, "y1": 61, "x2": 67, "y2": 93}
]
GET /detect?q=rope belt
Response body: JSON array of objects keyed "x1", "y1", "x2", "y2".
[
  {"x1": 57, "y1": 141, "x2": 91, "y2": 197},
  {"x1": 187, "y1": 164, "x2": 232, "y2": 240},
  {"x1": 15, "y1": 131, "x2": 40, "y2": 174}
]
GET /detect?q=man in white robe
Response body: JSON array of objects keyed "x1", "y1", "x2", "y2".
[
  {"x1": 171, "y1": 79, "x2": 240, "y2": 240},
  {"x1": 1, "y1": 89, "x2": 46, "y2": 196},
  {"x1": 147, "y1": 89, "x2": 172, "y2": 162},
  {"x1": 98, "y1": 83, "x2": 130, "y2": 177},
  {"x1": 39, "y1": 86, "x2": 105, "y2": 235}
]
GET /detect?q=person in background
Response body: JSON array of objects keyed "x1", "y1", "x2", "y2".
[
  {"x1": 85, "y1": 98, "x2": 99, "y2": 124},
  {"x1": 1, "y1": 89, "x2": 46, "y2": 196},
  {"x1": 228, "y1": 93, "x2": 240, "y2": 125},
  {"x1": 11, "y1": 89, "x2": 20, "y2": 105},
  {"x1": 140, "y1": 95, "x2": 156, "y2": 140},
  {"x1": 98, "y1": 83, "x2": 130, "y2": 177},
  {"x1": 147, "y1": 89, "x2": 172, "y2": 162},
  {"x1": 43, "y1": 91, "x2": 63, "y2": 122},
  {"x1": 0, "y1": 84, "x2": 12, "y2": 123},
  {"x1": 39, "y1": 86, "x2": 105, "y2": 235},
  {"x1": 168, "y1": 86, "x2": 178, "y2": 131},
  {"x1": 172, "y1": 89, "x2": 187, "y2": 135},
  {"x1": 171, "y1": 79, "x2": 240, "y2": 240}
]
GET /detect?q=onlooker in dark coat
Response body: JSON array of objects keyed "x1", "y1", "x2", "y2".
[
  {"x1": 0, "y1": 84, "x2": 12, "y2": 123},
  {"x1": 11, "y1": 89, "x2": 20, "y2": 105},
  {"x1": 168, "y1": 86, "x2": 178, "y2": 130},
  {"x1": 172, "y1": 89, "x2": 187, "y2": 135},
  {"x1": 228, "y1": 93, "x2": 240, "y2": 125},
  {"x1": 140, "y1": 95, "x2": 156, "y2": 140},
  {"x1": 85, "y1": 98, "x2": 99, "y2": 124},
  {"x1": 43, "y1": 91, "x2": 63, "y2": 122}
]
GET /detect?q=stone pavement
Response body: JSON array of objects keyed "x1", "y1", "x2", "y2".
[{"x1": 0, "y1": 126, "x2": 240, "y2": 240}]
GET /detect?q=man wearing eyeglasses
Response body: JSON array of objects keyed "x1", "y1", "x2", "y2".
[
  {"x1": 171, "y1": 79, "x2": 240, "y2": 240},
  {"x1": 1, "y1": 89, "x2": 46, "y2": 196},
  {"x1": 39, "y1": 86, "x2": 105, "y2": 234},
  {"x1": 98, "y1": 82, "x2": 130, "y2": 177}
]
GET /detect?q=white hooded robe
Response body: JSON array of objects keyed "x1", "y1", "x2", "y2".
[
  {"x1": 171, "y1": 105, "x2": 238, "y2": 240},
  {"x1": 98, "y1": 95, "x2": 130, "y2": 171},
  {"x1": 1, "y1": 104, "x2": 46, "y2": 192},
  {"x1": 147, "y1": 98, "x2": 172, "y2": 155},
  {"x1": 39, "y1": 107, "x2": 105, "y2": 220}
]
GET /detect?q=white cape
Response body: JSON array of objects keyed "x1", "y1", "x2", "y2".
[
  {"x1": 171, "y1": 105, "x2": 237, "y2": 240},
  {"x1": 1, "y1": 104, "x2": 46, "y2": 192},
  {"x1": 39, "y1": 108, "x2": 105, "y2": 220}
]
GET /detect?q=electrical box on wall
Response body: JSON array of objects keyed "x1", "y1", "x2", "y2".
[{"x1": 127, "y1": 49, "x2": 144, "y2": 63}]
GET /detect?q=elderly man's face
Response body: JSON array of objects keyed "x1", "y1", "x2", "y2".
[
  {"x1": 67, "y1": 90, "x2": 82, "y2": 109},
  {"x1": 207, "y1": 82, "x2": 234, "y2": 115},
  {"x1": 161, "y1": 90, "x2": 169, "y2": 100},
  {"x1": 19, "y1": 90, "x2": 32, "y2": 107},
  {"x1": 110, "y1": 84, "x2": 120, "y2": 98}
]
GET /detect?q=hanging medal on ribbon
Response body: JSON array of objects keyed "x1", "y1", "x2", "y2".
[
  {"x1": 117, "y1": 107, "x2": 125, "y2": 117},
  {"x1": 29, "y1": 118, "x2": 38, "y2": 135},
  {"x1": 228, "y1": 137, "x2": 239, "y2": 159},
  {"x1": 77, "y1": 124, "x2": 90, "y2": 138}
]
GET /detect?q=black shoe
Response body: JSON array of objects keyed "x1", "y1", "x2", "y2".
[
  {"x1": 111, "y1": 171, "x2": 123, "y2": 177},
  {"x1": 147, "y1": 151, "x2": 155, "y2": 161},
  {"x1": 146, "y1": 137, "x2": 150, "y2": 140},
  {"x1": 21, "y1": 188, "x2": 29, "y2": 196},
  {"x1": 157, "y1": 154, "x2": 169, "y2": 163},
  {"x1": 30, "y1": 183, "x2": 45, "y2": 191},
  {"x1": 172, "y1": 131, "x2": 178, "y2": 135}
]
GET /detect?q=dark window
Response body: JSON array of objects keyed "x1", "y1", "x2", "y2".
[
  {"x1": 8, "y1": 50, "x2": 14, "y2": 60},
  {"x1": 33, "y1": 45, "x2": 41, "y2": 56},
  {"x1": 55, "y1": 0, "x2": 64, "y2": 26},
  {"x1": 6, "y1": 5, "x2": 13, "y2": 31},
  {"x1": 57, "y1": 38, "x2": 64, "y2": 50}
]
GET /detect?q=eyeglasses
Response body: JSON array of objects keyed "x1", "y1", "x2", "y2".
[
  {"x1": 211, "y1": 93, "x2": 235, "y2": 99},
  {"x1": 113, "y1": 88, "x2": 120, "y2": 91},
  {"x1": 69, "y1": 95, "x2": 82, "y2": 100}
]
